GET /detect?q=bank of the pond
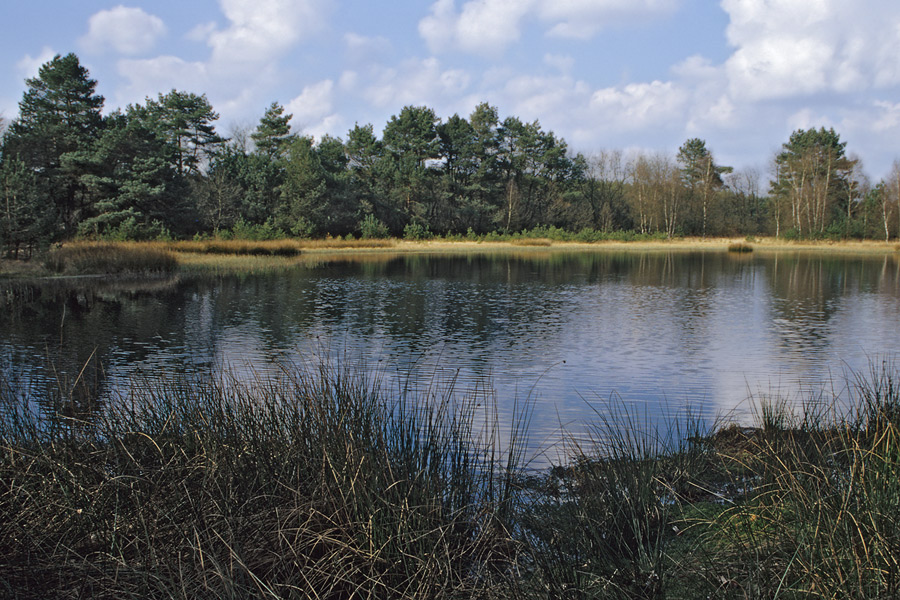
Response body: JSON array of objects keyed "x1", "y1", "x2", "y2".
[
  {"x1": 4, "y1": 237, "x2": 898, "y2": 280},
  {"x1": 2, "y1": 361, "x2": 899, "y2": 599}
]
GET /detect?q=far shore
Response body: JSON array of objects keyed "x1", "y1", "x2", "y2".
[
  {"x1": 2, "y1": 236, "x2": 899, "y2": 279},
  {"x1": 342, "y1": 236, "x2": 900, "y2": 255}
]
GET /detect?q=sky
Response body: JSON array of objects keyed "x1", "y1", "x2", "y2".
[{"x1": 3, "y1": 0, "x2": 900, "y2": 181}]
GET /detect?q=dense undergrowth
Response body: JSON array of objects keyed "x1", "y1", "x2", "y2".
[{"x1": 2, "y1": 360, "x2": 899, "y2": 598}]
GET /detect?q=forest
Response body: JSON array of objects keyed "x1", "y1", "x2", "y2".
[{"x1": 3, "y1": 52, "x2": 900, "y2": 258}]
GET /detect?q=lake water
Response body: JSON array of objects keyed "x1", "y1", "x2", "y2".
[{"x1": 3, "y1": 249, "x2": 899, "y2": 460}]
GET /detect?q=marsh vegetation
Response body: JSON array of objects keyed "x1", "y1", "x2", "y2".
[{"x1": 2, "y1": 359, "x2": 899, "y2": 599}]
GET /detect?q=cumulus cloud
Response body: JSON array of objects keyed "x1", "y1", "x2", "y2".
[
  {"x1": 590, "y1": 81, "x2": 689, "y2": 129},
  {"x1": 419, "y1": 0, "x2": 677, "y2": 54},
  {"x1": 363, "y1": 58, "x2": 472, "y2": 110},
  {"x1": 285, "y1": 80, "x2": 346, "y2": 139},
  {"x1": 16, "y1": 46, "x2": 57, "y2": 79},
  {"x1": 80, "y1": 6, "x2": 166, "y2": 55},
  {"x1": 205, "y1": 0, "x2": 328, "y2": 65},
  {"x1": 721, "y1": 0, "x2": 900, "y2": 100},
  {"x1": 116, "y1": 56, "x2": 208, "y2": 105},
  {"x1": 419, "y1": 0, "x2": 534, "y2": 56},
  {"x1": 186, "y1": 22, "x2": 218, "y2": 43},
  {"x1": 287, "y1": 80, "x2": 334, "y2": 124}
]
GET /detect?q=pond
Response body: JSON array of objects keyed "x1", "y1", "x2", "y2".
[{"x1": 3, "y1": 249, "x2": 899, "y2": 460}]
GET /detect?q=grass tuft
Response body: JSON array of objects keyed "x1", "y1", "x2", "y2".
[{"x1": 727, "y1": 241, "x2": 754, "y2": 253}]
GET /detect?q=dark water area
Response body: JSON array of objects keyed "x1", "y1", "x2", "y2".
[{"x1": 3, "y1": 250, "x2": 900, "y2": 460}]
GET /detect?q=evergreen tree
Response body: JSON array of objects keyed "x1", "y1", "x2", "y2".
[
  {"x1": 382, "y1": 106, "x2": 441, "y2": 228},
  {"x1": 1, "y1": 154, "x2": 45, "y2": 256},
  {"x1": 677, "y1": 138, "x2": 731, "y2": 237},
  {"x1": 278, "y1": 136, "x2": 327, "y2": 236},
  {"x1": 251, "y1": 102, "x2": 294, "y2": 158},
  {"x1": 77, "y1": 111, "x2": 176, "y2": 238},
  {"x1": 4, "y1": 53, "x2": 104, "y2": 238},
  {"x1": 133, "y1": 90, "x2": 224, "y2": 177}
]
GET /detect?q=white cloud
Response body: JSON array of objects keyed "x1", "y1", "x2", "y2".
[
  {"x1": 16, "y1": 47, "x2": 57, "y2": 79},
  {"x1": 285, "y1": 79, "x2": 345, "y2": 139},
  {"x1": 187, "y1": 22, "x2": 218, "y2": 43},
  {"x1": 540, "y1": 0, "x2": 678, "y2": 39},
  {"x1": 590, "y1": 81, "x2": 688, "y2": 129},
  {"x1": 787, "y1": 108, "x2": 834, "y2": 132},
  {"x1": 344, "y1": 33, "x2": 392, "y2": 64},
  {"x1": 726, "y1": 35, "x2": 833, "y2": 100},
  {"x1": 80, "y1": 6, "x2": 166, "y2": 56},
  {"x1": 871, "y1": 100, "x2": 900, "y2": 131},
  {"x1": 419, "y1": 0, "x2": 676, "y2": 54},
  {"x1": 287, "y1": 80, "x2": 335, "y2": 124},
  {"x1": 206, "y1": 0, "x2": 328, "y2": 65},
  {"x1": 721, "y1": 0, "x2": 900, "y2": 100},
  {"x1": 420, "y1": 0, "x2": 535, "y2": 56},
  {"x1": 501, "y1": 74, "x2": 590, "y2": 121},
  {"x1": 116, "y1": 56, "x2": 208, "y2": 105},
  {"x1": 364, "y1": 58, "x2": 472, "y2": 110},
  {"x1": 544, "y1": 54, "x2": 575, "y2": 74}
]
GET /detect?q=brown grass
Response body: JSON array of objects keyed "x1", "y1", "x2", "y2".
[
  {"x1": 727, "y1": 241, "x2": 754, "y2": 253},
  {"x1": 510, "y1": 238, "x2": 553, "y2": 247}
]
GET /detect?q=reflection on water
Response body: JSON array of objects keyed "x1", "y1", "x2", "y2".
[{"x1": 3, "y1": 250, "x2": 899, "y2": 457}]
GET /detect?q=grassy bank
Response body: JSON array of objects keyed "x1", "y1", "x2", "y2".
[
  {"x1": 2, "y1": 360, "x2": 899, "y2": 598},
  {"x1": 2, "y1": 237, "x2": 898, "y2": 279}
]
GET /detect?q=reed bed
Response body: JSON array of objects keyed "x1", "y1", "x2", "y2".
[
  {"x1": 509, "y1": 238, "x2": 553, "y2": 247},
  {"x1": 44, "y1": 242, "x2": 177, "y2": 275},
  {"x1": 164, "y1": 238, "x2": 395, "y2": 256},
  {"x1": 2, "y1": 359, "x2": 899, "y2": 598}
]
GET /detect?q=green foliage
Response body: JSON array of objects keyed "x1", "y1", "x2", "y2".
[
  {"x1": 132, "y1": 89, "x2": 224, "y2": 177},
  {"x1": 403, "y1": 221, "x2": 432, "y2": 240},
  {"x1": 6, "y1": 52, "x2": 900, "y2": 243},
  {"x1": 230, "y1": 217, "x2": 285, "y2": 241},
  {"x1": 771, "y1": 127, "x2": 857, "y2": 238},
  {"x1": 359, "y1": 213, "x2": 389, "y2": 239},
  {"x1": 4, "y1": 53, "x2": 104, "y2": 239},
  {"x1": 96, "y1": 216, "x2": 169, "y2": 242},
  {"x1": 251, "y1": 101, "x2": 294, "y2": 158},
  {"x1": 0, "y1": 154, "x2": 47, "y2": 257}
]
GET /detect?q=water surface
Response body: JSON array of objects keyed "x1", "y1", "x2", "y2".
[{"x1": 3, "y1": 249, "x2": 899, "y2": 458}]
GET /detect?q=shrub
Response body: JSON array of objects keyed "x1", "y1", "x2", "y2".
[
  {"x1": 359, "y1": 214, "x2": 390, "y2": 239},
  {"x1": 403, "y1": 222, "x2": 431, "y2": 241}
]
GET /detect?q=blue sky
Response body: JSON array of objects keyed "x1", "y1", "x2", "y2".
[{"x1": 3, "y1": 0, "x2": 900, "y2": 180}]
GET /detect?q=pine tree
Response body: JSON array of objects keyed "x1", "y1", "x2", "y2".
[
  {"x1": 251, "y1": 102, "x2": 294, "y2": 158},
  {"x1": 4, "y1": 53, "x2": 104, "y2": 238}
]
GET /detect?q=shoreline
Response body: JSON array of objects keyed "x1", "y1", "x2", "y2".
[
  {"x1": 2, "y1": 236, "x2": 898, "y2": 279},
  {"x1": 370, "y1": 236, "x2": 900, "y2": 255}
]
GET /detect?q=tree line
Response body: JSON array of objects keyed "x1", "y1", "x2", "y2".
[{"x1": 3, "y1": 53, "x2": 900, "y2": 257}]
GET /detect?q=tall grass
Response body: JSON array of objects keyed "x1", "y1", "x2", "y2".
[
  {"x1": 44, "y1": 242, "x2": 177, "y2": 275},
  {"x1": 519, "y1": 399, "x2": 713, "y2": 599},
  {"x1": 166, "y1": 238, "x2": 395, "y2": 256},
  {"x1": 3, "y1": 359, "x2": 899, "y2": 598},
  {"x1": 0, "y1": 361, "x2": 527, "y2": 599}
]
